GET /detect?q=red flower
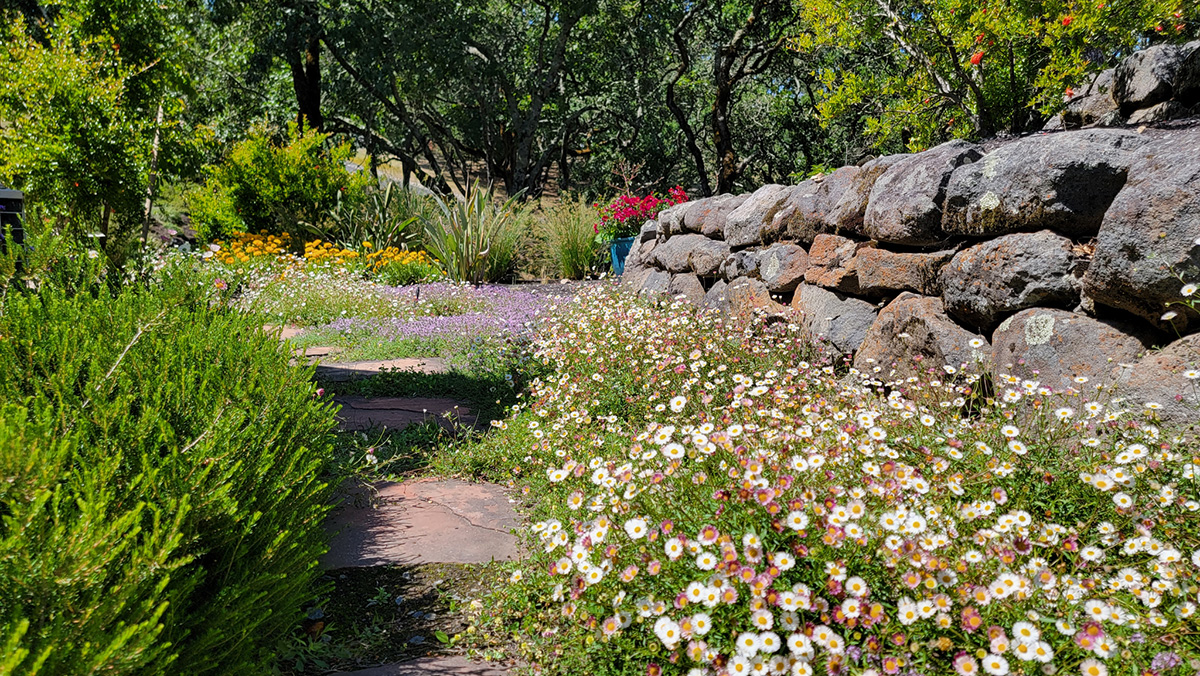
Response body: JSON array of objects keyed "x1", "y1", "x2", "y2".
[
  {"x1": 970, "y1": 51, "x2": 984, "y2": 65},
  {"x1": 1062, "y1": 15, "x2": 1073, "y2": 25}
]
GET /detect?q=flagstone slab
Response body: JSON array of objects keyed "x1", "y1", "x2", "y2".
[
  {"x1": 321, "y1": 479, "x2": 520, "y2": 569},
  {"x1": 334, "y1": 396, "x2": 474, "y2": 433},
  {"x1": 316, "y1": 358, "x2": 450, "y2": 381},
  {"x1": 338, "y1": 656, "x2": 510, "y2": 676},
  {"x1": 303, "y1": 345, "x2": 343, "y2": 359},
  {"x1": 264, "y1": 324, "x2": 305, "y2": 340}
]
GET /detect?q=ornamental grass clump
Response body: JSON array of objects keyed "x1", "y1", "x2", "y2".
[
  {"x1": 0, "y1": 262, "x2": 338, "y2": 675},
  {"x1": 465, "y1": 287, "x2": 1200, "y2": 676},
  {"x1": 534, "y1": 199, "x2": 602, "y2": 279},
  {"x1": 421, "y1": 182, "x2": 528, "y2": 284}
]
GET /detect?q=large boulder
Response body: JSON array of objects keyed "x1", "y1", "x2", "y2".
[
  {"x1": 755, "y1": 243, "x2": 810, "y2": 294},
  {"x1": 668, "y1": 273, "x2": 706, "y2": 305},
  {"x1": 770, "y1": 167, "x2": 861, "y2": 244},
  {"x1": 1083, "y1": 128, "x2": 1200, "y2": 332},
  {"x1": 942, "y1": 129, "x2": 1151, "y2": 237},
  {"x1": 853, "y1": 293, "x2": 991, "y2": 380},
  {"x1": 704, "y1": 277, "x2": 786, "y2": 317},
  {"x1": 790, "y1": 283, "x2": 879, "y2": 354},
  {"x1": 621, "y1": 232, "x2": 658, "y2": 281},
  {"x1": 1114, "y1": 333, "x2": 1200, "y2": 425},
  {"x1": 1113, "y1": 44, "x2": 1186, "y2": 114},
  {"x1": 637, "y1": 220, "x2": 658, "y2": 243},
  {"x1": 702, "y1": 279, "x2": 728, "y2": 311},
  {"x1": 804, "y1": 234, "x2": 875, "y2": 295},
  {"x1": 682, "y1": 193, "x2": 749, "y2": 240},
  {"x1": 940, "y1": 231, "x2": 1083, "y2": 333},
  {"x1": 856, "y1": 248, "x2": 957, "y2": 297},
  {"x1": 1127, "y1": 100, "x2": 1190, "y2": 124},
  {"x1": 717, "y1": 243, "x2": 808, "y2": 293},
  {"x1": 719, "y1": 250, "x2": 758, "y2": 281},
  {"x1": 651, "y1": 234, "x2": 730, "y2": 276},
  {"x1": 723, "y1": 184, "x2": 792, "y2": 248},
  {"x1": 633, "y1": 269, "x2": 672, "y2": 296},
  {"x1": 1176, "y1": 41, "x2": 1200, "y2": 106},
  {"x1": 862, "y1": 140, "x2": 984, "y2": 245},
  {"x1": 655, "y1": 203, "x2": 690, "y2": 239},
  {"x1": 621, "y1": 265, "x2": 653, "y2": 291},
  {"x1": 1062, "y1": 69, "x2": 1119, "y2": 127},
  {"x1": 828, "y1": 154, "x2": 910, "y2": 235},
  {"x1": 990, "y1": 309, "x2": 1151, "y2": 392}
]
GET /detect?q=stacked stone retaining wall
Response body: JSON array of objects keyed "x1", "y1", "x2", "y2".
[{"x1": 622, "y1": 125, "x2": 1200, "y2": 424}]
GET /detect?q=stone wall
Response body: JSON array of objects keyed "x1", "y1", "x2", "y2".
[
  {"x1": 621, "y1": 126, "x2": 1200, "y2": 424},
  {"x1": 1049, "y1": 40, "x2": 1200, "y2": 128}
]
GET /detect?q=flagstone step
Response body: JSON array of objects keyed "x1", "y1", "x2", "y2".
[
  {"x1": 321, "y1": 479, "x2": 520, "y2": 569},
  {"x1": 337, "y1": 656, "x2": 510, "y2": 676},
  {"x1": 334, "y1": 396, "x2": 474, "y2": 433},
  {"x1": 317, "y1": 358, "x2": 450, "y2": 381}
]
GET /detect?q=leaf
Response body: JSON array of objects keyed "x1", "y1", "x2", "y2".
[{"x1": 434, "y1": 630, "x2": 450, "y2": 644}]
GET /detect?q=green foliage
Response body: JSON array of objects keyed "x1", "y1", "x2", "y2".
[
  {"x1": 421, "y1": 183, "x2": 529, "y2": 284},
  {"x1": 187, "y1": 122, "x2": 369, "y2": 240},
  {"x1": 532, "y1": 200, "x2": 601, "y2": 280},
  {"x1": 795, "y1": 0, "x2": 1193, "y2": 149},
  {"x1": 0, "y1": 259, "x2": 338, "y2": 675},
  {"x1": 373, "y1": 255, "x2": 443, "y2": 286},
  {"x1": 308, "y1": 182, "x2": 427, "y2": 252},
  {"x1": 0, "y1": 6, "x2": 204, "y2": 261}
]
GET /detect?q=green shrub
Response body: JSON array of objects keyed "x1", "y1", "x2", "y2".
[
  {"x1": 186, "y1": 122, "x2": 369, "y2": 240},
  {"x1": 309, "y1": 181, "x2": 431, "y2": 252},
  {"x1": 533, "y1": 199, "x2": 600, "y2": 280},
  {"x1": 0, "y1": 262, "x2": 338, "y2": 675},
  {"x1": 421, "y1": 182, "x2": 529, "y2": 284},
  {"x1": 185, "y1": 178, "x2": 243, "y2": 240},
  {"x1": 374, "y1": 255, "x2": 443, "y2": 286}
]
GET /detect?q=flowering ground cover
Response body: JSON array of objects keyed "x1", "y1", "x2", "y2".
[
  {"x1": 439, "y1": 287, "x2": 1200, "y2": 676},
  {"x1": 305, "y1": 283, "x2": 573, "y2": 363},
  {"x1": 195, "y1": 238, "x2": 575, "y2": 364}
]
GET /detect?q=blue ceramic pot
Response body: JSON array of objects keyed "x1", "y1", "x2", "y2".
[{"x1": 610, "y1": 236, "x2": 635, "y2": 275}]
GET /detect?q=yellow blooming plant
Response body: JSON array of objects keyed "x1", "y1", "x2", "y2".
[
  {"x1": 462, "y1": 287, "x2": 1199, "y2": 676},
  {"x1": 205, "y1": 230, "x2": 440, "y2": 282}
]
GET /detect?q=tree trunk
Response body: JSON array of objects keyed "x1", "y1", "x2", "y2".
[
  {"x1": 712, "y1": 61, "x2": 738, "y2": 194},
  {"x1": 142, "y1": 102, "x2": 165, "y2": 242},
  {"x1": 289, "y1": 35, "x2": 323, "y2": 131}
]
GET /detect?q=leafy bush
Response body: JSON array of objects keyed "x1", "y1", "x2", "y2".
[
  {"x1": 534, "y1": 200, "x2": 601, "y2": 280},
  {"x1": 309, "y1": 181, "x2": 431, "y2": 252},
  {"x1": 422, "y1": 182, "x2": 529, "y2": 284},
  {"x1": 187, "y1": 122, "x2": 369, "y2": 240},
  {"x1": 0, "y1": 8, "x2": 203, "y2": 266},
  {"x1": 0, "y1": 260, "x2": 338, "y2": 675},
  {"x1": 798, "y1": 0, "x2": 1192, "y2": 148},
  {"x1": 374, "y1": 253, "x2": 443, "y2": 285},
  {"x1": 457, "y1": 288, "x2": 1200, "y2": 676}
]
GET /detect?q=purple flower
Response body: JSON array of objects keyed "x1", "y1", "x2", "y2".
[
  {"x1": 321, "y1": 283, "x2": 573, "y2": 343},
  {"x1": 1151, "y1": 651, "x2": 1182, "y2": 672}
]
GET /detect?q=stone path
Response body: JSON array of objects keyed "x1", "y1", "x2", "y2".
[
  {"x1": 316, "y1": 357, "x2": 450, "y2": 382},
  {"x1": 335, "y1": 396, "x2": 475, "y2": 433},
  {"x1": 341, "y1": 656, "x2": 510, "y2": 676},
  {"x1": 325, "y1": 480, "x2": 521, "y2": 675},
  {"x1": 322, "y1": 478, "x2": 519, "y2": 569},
  {"x1": 268, "y1": 324, "x2": 519, "y2": 675}
]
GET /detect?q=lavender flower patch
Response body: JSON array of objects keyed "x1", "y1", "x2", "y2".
[{"x1": 321, "y1": 283, "x2": 572, "y2": 343}]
